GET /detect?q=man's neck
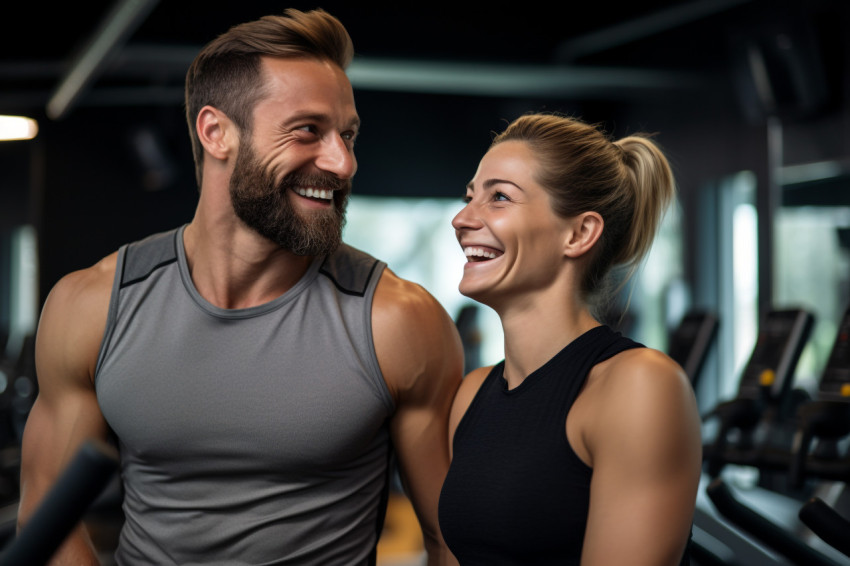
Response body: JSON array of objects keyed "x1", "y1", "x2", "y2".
[{"x1": 182, "y1": 216, "x2": 314, "y2": 310}]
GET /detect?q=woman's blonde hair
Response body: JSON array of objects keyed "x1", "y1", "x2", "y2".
[{"x1": 492, "y1": 112, "x2": 675, "y2": 305}]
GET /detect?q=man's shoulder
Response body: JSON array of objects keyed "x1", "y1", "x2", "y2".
[
  {"x1": 120, "y1": 227, "x2": 182, "y2": 287},
  {"x1": 318, "y1": 243, "x2": 386, "y2": 297},
  {"x1": 371, "y1": 268, "x2": 457, "y2": 352},
  {"x1": 329, "y1": 242, "x2": 383, "y2": 267},
  {"x1": 41, "y1": 250, "x2": 120, "y2": 340},
  {"x1": 371, "y1": 267, "x2": 463, "y2": 402},
  {"x1": 49, "y1": 227, "x2": 182, "y2": 311},
  {"x1": 55, "y1": 252, "x2": 119, "y2": 296}
]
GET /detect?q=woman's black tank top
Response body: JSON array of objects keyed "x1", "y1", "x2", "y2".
[{"x1": 439, "y1": 325, "x2": 663, "y2": 565}]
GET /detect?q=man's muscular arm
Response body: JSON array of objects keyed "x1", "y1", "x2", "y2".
[
  {"x1": 372, "y1": 269, "x2": 463, "y2": 566},
  {"x1": 18, "y1": 255, "x2": 116, "y2": 565}
]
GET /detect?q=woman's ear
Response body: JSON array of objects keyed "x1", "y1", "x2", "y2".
[
  {"x1": 563, "y1": 212, "x2": 604, "y2": 258},
  {"x1": 196, "y1": 105, "x2": 238, "y2": 161}
]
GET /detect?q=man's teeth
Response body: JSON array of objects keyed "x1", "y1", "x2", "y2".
[
  {"x1": 464, "y1": 247, "x2": 498, "y2": 259},
  {"x1": 297, "y1": 187, "x2": 333, "y2": 200}
]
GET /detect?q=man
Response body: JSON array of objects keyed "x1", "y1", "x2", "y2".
[{"x1": 18, "y1": 8, "x2": 463, "y2": 565}]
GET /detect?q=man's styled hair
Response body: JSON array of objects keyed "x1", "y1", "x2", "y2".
[{"x1": 184, "y1": 8, "x2": 354, "y2": 187}]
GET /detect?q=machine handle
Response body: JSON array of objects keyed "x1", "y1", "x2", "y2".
[
  {"x1": 706, "y1": 478, "x2": 842, "y2": 566},
  {"x1": 0, "y1": 439, "x2": 119, "y2": 566},
  {"x1": 799, "y1": 497, "x2": 850, "y2": 559}
]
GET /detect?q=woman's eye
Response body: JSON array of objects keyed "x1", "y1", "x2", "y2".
[{"x1": 494, "y1": 192, "x2": 509, "y2": 202}]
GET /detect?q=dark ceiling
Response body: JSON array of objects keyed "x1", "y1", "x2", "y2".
[
  {"x1": 1, "y1": 0, "x2": 848, "y2": 297},
  {"x1": 2, "y1": 0, "x2": 844, "y2": 122}
]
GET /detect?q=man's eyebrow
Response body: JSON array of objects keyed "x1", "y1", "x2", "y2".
[{"x1": 284, "y1": 112, "x2": 360, "y2": 130}]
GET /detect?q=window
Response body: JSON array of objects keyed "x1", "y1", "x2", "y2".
[
  {"x1": 774, "y1": 205, "x2": 850, "y2": 395},
  {"x1": 343, "y1": 195, "x2": 504, "y2": 366},
  {"x1": 343, "y1": 194, "x2": 685, "y2": 371}
]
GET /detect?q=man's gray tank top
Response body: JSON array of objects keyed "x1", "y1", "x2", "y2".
[{"x1": 95, "y1": 225, "x2": 394, "y2": 565}]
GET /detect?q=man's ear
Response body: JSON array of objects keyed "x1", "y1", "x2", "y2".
[
  {"x1": 196, "y1": 106, "x2": 238, "y2": 161},
  {"x1": 563, "y1": 212, "x2": 604, "y2": 259}
]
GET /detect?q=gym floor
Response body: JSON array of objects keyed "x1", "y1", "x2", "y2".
[{"x1": 376, "y1": 491, "x2": 426, "y2": 566}]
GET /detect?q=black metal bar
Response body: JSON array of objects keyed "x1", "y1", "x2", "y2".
[
  {"x1": 0, "y1": 439, "x2": 119, "y2": 566},
  {"x1": 706, "y1": 478, "x2": 842, "y2": 566},
  {"x1": 799, "y1": 498, "x2": 850, "y2": 559}
]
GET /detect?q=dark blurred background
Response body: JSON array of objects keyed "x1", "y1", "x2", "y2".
[
  {"x1": 1, "y1": 0, "x2": 846, "y2": 302},
  {"x1": 1, "y1": 3, "x2": 850, "y2": 563}
]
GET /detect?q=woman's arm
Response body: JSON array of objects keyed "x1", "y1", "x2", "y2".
[{"x1": 577, "y1": 348, "x2": 702, "y2": 566}]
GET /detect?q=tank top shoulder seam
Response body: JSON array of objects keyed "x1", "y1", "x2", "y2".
[
  {"x1": 318, "y1": 258, "x2": 381, "y2": 297},
  {"x1": 120, "y1": 257, "x2": 178, "y2": 289}
]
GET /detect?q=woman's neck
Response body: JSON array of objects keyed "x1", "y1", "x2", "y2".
[{"x1": 498, "y1": 293, "x2": 599, "y2": 389}]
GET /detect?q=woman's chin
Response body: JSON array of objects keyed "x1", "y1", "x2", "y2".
[{"x1": 458, "y1": 281, "x2": 495, "y2": 306}]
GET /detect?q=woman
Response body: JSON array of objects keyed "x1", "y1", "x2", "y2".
[{"x1": 438, "y1": 112, "x2": 702, "y2": 565}]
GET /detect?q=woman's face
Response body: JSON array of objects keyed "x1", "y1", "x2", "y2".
[{"x1": 452, "y1": 140, "x2": 571, "y2": 307}]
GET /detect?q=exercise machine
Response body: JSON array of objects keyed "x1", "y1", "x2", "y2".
[
  {"x1": 668, "y1": 309, "x2": 719, "y2": 389},
  {"x1": 696, "y1": 307, "x2": 850, "y2": 566},
  {"x1": 705, "y1": 478, "x2": 847, "y2": 566},
  {"x1": 784, "y1": 305, "x2": 850, "y2": 489},
  {"x1": 702, "y1": 308, "x2": 814, "y2": 478}
]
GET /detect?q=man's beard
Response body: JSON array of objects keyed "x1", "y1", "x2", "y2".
[{"x1": 229, "y1": 141, "x2": 350, "y2": 256}]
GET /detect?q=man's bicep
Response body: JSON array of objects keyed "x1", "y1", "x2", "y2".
[
  {"x1": 384, "y1": 294, "x2": 462, "y2": 509},
  {"x1": 19, "y1": 384, "x2": 110, "y2": 522},
  {"x1": 372, "y1": 272, "x2": 463, "y2": 396},
  {"x1": 373, "y1": 274, "x2": 462, "y2": 562},
  {"x1": 19, "y1": 269, "x2": 113, "y2": 521}
]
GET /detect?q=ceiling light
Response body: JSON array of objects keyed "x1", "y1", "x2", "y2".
[{"x1": 0, "y1": 116, "x2": 38, "y2": 141}]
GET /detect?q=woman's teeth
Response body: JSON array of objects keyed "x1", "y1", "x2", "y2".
[{"x1": 464, "y1": 247, "x2": 498, "y2": 259}]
